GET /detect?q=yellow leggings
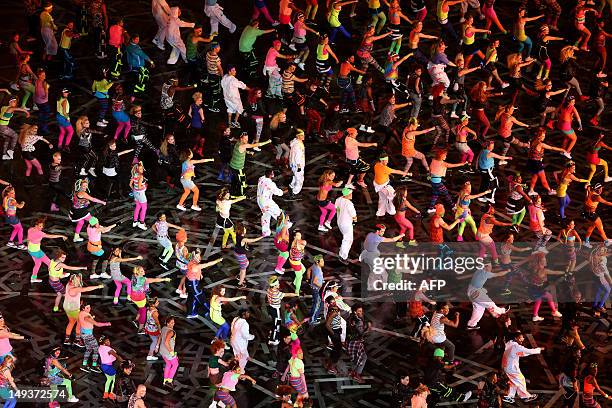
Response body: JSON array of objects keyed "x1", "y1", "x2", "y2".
[{"x1": 587, "y1": 159, "x2": 608, "y2": 183}]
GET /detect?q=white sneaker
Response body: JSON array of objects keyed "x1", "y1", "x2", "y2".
[
  {"x1": 6, "y1": 150, "x2": 14, "y2": 159},
  {"x1": 79, "y1": 169, "x2": 87, "y2": 176},
  {"x1": 298, "y1": 62, "x2": 305, "y2": 71},
  {"x1": 30, "y1": 278, "x2": 43, "y2": 283},
  {"x1": 99, "y1": 272, "x2": 112, "y2": 279},
  {"x1": 1, "y1": 154, "x2": 10, "y2": 160},
  {"x1": 180, "y1": 292, "x2": 188, "y2": 299},
  {"x1": 450, "y1": 111, "x2": 459, "y2": 119},
  {"x1": 191, "y1": 205, "x2": 202, "y2": 211},
  {"x1": 146, "y1": 355, "x2": 158, "y2": 361},
  {"x1": 324, "y1": 221, "x2": 332, "y2": 229},
  {"x1": 88, "y1": 168, "x2": 97, "y2": 177},
  {"x1": 532, "y1": 315, "x2": 544, "y2": 322},
  {"x1": 9, "y1": 83, "x2": 19, "y2": 91},
  {"x1": 289, "y1": 43, "x2": 297, "y2": 51},
  {"x1": 137, "y1": 222, "x2": 147, "y2": 230},
  {"x1": 359, "y1": 124, "x2": 367, "y2": 131},
  {"x1": 463, "y1": 391, "x2": 472, "y2": 402},
  {"x1": 604, "y1": 176, "x2": 612, "y2": 183},
  {"x1": 32, "y1": 104, "x2": 39, "y2": 111},
  {"x1": 175, "y1": 289, "x2": 182, "y2": 294},
  {"x1": 366, "y1": 126, "x2": 375, "y2": 133},
  {"x1": 584, "y1": 241, "x2": 593, "y2": 248},
  {"x1": 97, "y1": 121, "x2": 107, "y2": 127},
  {"x1": 132, "y1": 222, "x2": 139, "y2": 228},
  {"x1": 253, "y1": 146, "x2": 261, "y2": 151},
  {"x1": 102, "y1": 119, "x2": 109, "y2": 124},
  {"x1": 73, "y1": 235, "x2": 84, "y2": 243},
  {"x1": 318, "y1": 225, "x2": 329, "y2": 232},
  {"x1": 176, "y1": 204, "x2": 187, "y2": 211},
  {"x1": 498, "y1": 160, "x2": 508, "y2": 165},
  {"x1": 528, "y1": 190, "x2": 537, "y2": 196},
  {"x1": 552, "y1": 310, "x2": 562, "y2": 318},
  {"x1": 90, "y1": 273, "x2": 101, "y2": 279},
  {"x1": 501, "y1": 82, "x2": 510, "y2": 89},
  {"x1": 548, "y1": 189, "x2": 557, "y2": 195},
  {"x1": 562, "y1": 151, "x2": 572, "y2": 159},
  {"x1": 67, "y1": 396, "x2": 79, "y2": 403},
  {"x1": 345, "y1": 183, "x2": 355, "y2": 189},
  {"x1": 6, "y1": 242, "x2": 16, "y2": 248}
]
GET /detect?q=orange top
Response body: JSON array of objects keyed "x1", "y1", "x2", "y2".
[
  {"x1": 478, "y1": 214, "x2": 495, "y2": 235},
  {"x1": 583, "y1": 376, "x2": 595, "y2": 394},
  {"x1": 402, "y1": 132, "x2": 416, "y2": 157},
  {"x1": 585, "y1": 191, "x2": 600, "y2": 213},
  {"x1": 430, "y1": 159, "x2": 447, "y2": 177},
  {"x1": 430, "y1": 215, "x2": 443, "y2": 243},
  {"x1": 374, "y1": 162, "x2": 392, "y2": 185}
]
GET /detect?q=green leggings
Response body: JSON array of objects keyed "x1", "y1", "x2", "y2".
[
  {"x1": 104, "y1": 373, "x2": 116, "y2": 393},
  {"x1": 511, "y1": 208, "x2": 526, "y2": 226},
  {"x1": 51, "y1": 379, "x2": 73, "y2": 401},
  {"x1": 370, "y1": 11, "x2": 387, "y2": 33},
  {"x1": 20, "y1": 82, "x2": 35, "y2": 108},
  {"x1": 161, "y1": 245, "x2": 173, "y2": 263},
  {"x1": 390, "y1": 37, "x2": 402, "y2": 55},
  {"x1": 291, "y1": 263, "x2": 305, "y2": 294},
  {"x1": 222, "y1": 227, "x2": 236, "y2": 248},
  {"x1": 457, "y1": 215, "x2": 477, "y2": 238}
]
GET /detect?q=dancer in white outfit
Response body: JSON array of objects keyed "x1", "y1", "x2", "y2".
[
  {"x1": 373, "y1": 154, "x2": 409, "y2": 217},
  {"x1": 204, "y1": 0, "x2": 236, "y2": 35},
  {"x1": 466, "y1": 261, "x2": 508, "y2": 329},
  {"x1": 221, "y1": 65, "x2": 249, "y2": 128},
  {"x1": 257, "y1": 169, "x2": 285, "y2": 237},
  {"x1": 335, "y1": 188, "x2": 357, "y2": 262},
  {"x1": 230, "y1": 309, "x2": 254, "y2": 370},
  {"x1": 289, "y1": 130, "x2": 306, "y2": 196},
  {"x1": 502, "y1": 332, "x2": 543, "y2": 404},
  {"x1": 151, "y1": 0, "x2": 171, "y2": 50},
  {"x1": 165, "y1": 7, "x2": 195, "y2": 65}
]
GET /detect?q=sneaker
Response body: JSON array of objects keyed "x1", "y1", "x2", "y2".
[
  {"x1": 253, "y1": 146, "x2": 261, "y2": 152},
  {"x1": 477, "y1": 197, "x2": 488, "y2": 203},
  {"x1": 275, "y1": 268, "x2": 284, "y2": 275},
  {"x1": 30, "y1": 277, "x2": 43, "y2": 283},
  {"x1": 288, "y1": 43, "x2": 297, "y2": 51},
  {"x1": 113, "y1": 297, "x2": 119, "y2": 305},
  {"x1": 175, "y1": 289, "x2": 183, "y2": 294},
  {"x1": 339, "y1": 108, "x2": 349, "y2": 114},
  {"x1": 79, "y1": 169, "x2": 88, "y2": 176},
  {"x1": 467, "y1": 325, "x2": 480, "y2": 330},
  {"x1": 17, "y1": 244, "x2": 27, "y2": 250},
  {"x1": 90, "y1": 273, "x2": 101, "y2": 279},
  {"x1": 89, "y1": 366, "x2": 102, "y2": 373},
  {"x1": 547, "y1": 189, "x2": 557, "y2": 195},
  {"x1": 562, "y1": 151, "x2": 572, "y2": 159},
  {"x1": 463, "y1": 391, "x2": 472, "y2": 402},
  {"x1": 408, "y1": 239, "x2": 418, "y2": 246},
  {"x1": 9, "y1": 83, "x2": 19, "y2": 91},
  {"x1": 96, "y1": 121, "x2": 107, "y2": 127},
  {"x1": 1, "y1": 154, "x2": 10, "y2": 160},
  {"x1": 63, "y1": 337, "x2": 72, "y2": 345},
  {"x1": 79, "y1": 365, "x2": 90, "y2": 372},
  {"x1": 88, "y1": 168, "x2": 97, "y2": 177},
  {"x1": 297, "y1": 62, "x2": 305, "y2": 71},
  {"x1": 5, "y1": 242, "x2": 16, "y2": 248},
  {"x1": 552, "y1": 310, "x2": 562, "y2": 318},
  {"x1": 532, "y1": 315, "x2": 544, "y2": 322},
  {"x1": 146, "y1": 355, "x2": 158, "y2": 361},
  {"x1": 450, "y1": 111, "x2": 459, "y2": 119},
  {"x1": 366, "y1": 126, "x2": 375, "y2": 134},
  {"x1": 359, "y1": 124, "x2": 367, "y2": 131},
  {"x1": 345, "y1": 183, "x2": 355, "y2": 189},
  {"x1": 604, "y1": 176, "x2": 612, "y2": 183},
  {"x1": 498, "y1": 160, "x2": 508, "y2": 166},
  {"x1": 209, "y1": 107, "x2": 220, "y2": 113},
  {"x1": 528, "y1": 190, "x2": 537, "y2": 196},
  {"x1": 179, "y1": 292, "x2": 188, "y2": 299},
  {"x1": 502, "y1": 396, "x2": 515, "y2": 404},
  {"x1": 73, "y1": 234, "x2": 83, "y2": 243},
  {"x1": 501, "y1": 82, "x2": 510, "y2": 89},
  {"x1": 395, "y1": 241, "x2": 406, "y2": 249},
  {"x1": 272, "y1": 21, "x2": 280, "y2": 26},
  {"x1": 318, "y1": 225, "x2": 329, "y2": 232},
  {"x1": 191, "y1": 205, "x2": 202, "y2": 211},
  {"x1": 427, "y1": 208, "x2": 436, "y2": 214},
  {"x1": 584, "y1": 240, "x2": 592, "y2": 248},
  {"x1": 186, "y1": 314, "x2": 198, "y2": 319},
  {"x1": 137, "y1": 222, "x2": 147, "y2": 230},
  {"x1": 6, "y1": 150, "x2": 13, "y2": 159},
  {"x1": 132, "y1": 221, "x2": 139, "y2": 228},
  {"x1": 176, "y1": 204, "x2": 187, "y2": 211},
  {"x1": 53, "y1": 306, "x2": 59, "y2": 312},
  {"x1": 324, "y1": 221, "x2": 332, "y2": 229},
  {"x1": 522, "y1": 395, "x2": 538, "y2": 403},
  {"x1": 99, "y1": 272, "x2": 111, "y2": 279},
  {"x1": 67, "y1": 396, "x2": 79, "y2": 403}
]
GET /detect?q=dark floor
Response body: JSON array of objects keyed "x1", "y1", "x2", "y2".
[{"x1": 0, "y1": 0, "x2": 609, "y2": 406}]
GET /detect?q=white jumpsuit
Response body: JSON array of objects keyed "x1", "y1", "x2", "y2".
[
  {"x1": 257, "y1": 176, "x2": 284, "y2": 237},
  {"x1": 221, "y1": 74, "x2": 247, "y2": 114},
  {"x1": 335, "y1": 196, "x2": 356, "y2": 260},
  {"x1": 165, "y1": 7, "x2": 195, "y2": 65},
  {"x1": 151, "y1": 0, "x2": 171, "y2": 48},
  {"x1": 289, "y1": 138, "x2": 305, "y2": 195},
  {"x1": 230, "y1": 317, "x2": 254, "y2": 370},
  {"x1": 204, "y1": 0, "x2": 236, "y2": 35},
  {"x1": 502, "y1": 340, "x2": 541, "y2": 399}
]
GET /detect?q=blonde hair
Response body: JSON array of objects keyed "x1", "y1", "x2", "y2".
[
  {"x1": 75, "y1": 116, "x2": 89, "y2": 134},
  {"x1": 506, "y1": 53, "x2": 521, "y2": 70},
  {"x1": 192, "y1": 92, "x2": 203, "y2": 102},
  {"x1": 318, "y1": 169, "x2": 335, "y2": 185},
  {"x1": 18, "y1": 124, "x2": 37, "y2": 147},
  {"x1": 559, "y1": 46, "x2": 575, "y2": 64},
  {"x1": 133, "y1": 266, "x2": 145, "y2": 277},
  {"x1": 270, "y1": 109, "x2": 287, "y2": 130}
]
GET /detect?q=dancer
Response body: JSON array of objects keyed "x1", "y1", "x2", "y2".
[
  {"x1": 466, "y1": 261, "x2": 508, "y2": 330},
  {"x1": 506, "y1": 174, "x2": 532, "y2": 231},
  {"x1": 27, "y1": 216, "x2": 67, "y2": 283},
  {"x1": 257, "y1": 169, "x2": 286, "y2": 237},
  {"x1": 2, "y1": 186, "x2": 25, "y2": 250},
  {"x1": 583, "y1": 183, "x2": 612, "y2": 248},
  {"x1": 212, "y1": 358, "x2": 256, "y2": 407},
  {"x1": 48, "y1": 250, "x2": 87, "y2": 312},
  {"x1": 131, "y1": 266, "x2": 171, "y2": 333},
  {"x1": 501, "y1": 332, "x2": 543, "y2": 403},
  {"x1": 99, "y1": 335, "x2": 124, "y2": 400},
  {"x1": 453, "y1": 115, "x2": 477, "y2": 169},
  {"x1": 165, "y1": 7, "x2": 195, "y2": 65},
  {"x1": 44, "y1": 347, "x2": 79, "y2": 403},
  {"x1": 19, "y1": 124, "x2": 52, "y2": 177},
  {"x1": 526, "y1": 127, "x2": 564, "y2": 196},
  {"x1": 234, "y1": 223, "x2": 264, "y2": 287},
  {"x1": 401, "y1": 119, "x2": 434, "y2": 174},
  {"x1": 317, "y1": 170, "x2": 342, "y2": 232},
  {"x1": 144, "y1": 297, "x2": 162, "y2": 361},
  {"x1": 393, "y1": 187, "x2": 419, "y2": 247},
  {"x1": 528, "y1": 194, "x2": 552, "y2": 253},
  {"x1": 204, "y1": 0, "x2": 237, "y2": 36},
  {"x1": 495, "y1": 104, "x2": 530, "y2": 161},
  {"x1": 108, "y1": 247, "x2": 142, "y2": 305},
  {"x1": 344, "y1": 127, "x2": 376, "y2": 189},
  {"x1": 288, "y1": 230, "x2": 307, "y2": 295},
  {"x1": 160, "y1": 316, "x2": 179, "y2": 389},
  {"x1": 63, "y1": 274, "x2": 103, "y2": 346},
  {"x1": 477, "y1": 139, "x2": 512, "y2": 203},
  {"x1": 176, "y1": 149, "x2": 213, "y2": 211},
  {"x1": 273, "y1": 211, "x2": 291, "y2": 274},
  {"x1": 455, "y1": 181, "x2": 490, "y2": 242},
  {"x1": 185, "y1": 252, "x2": 222, "y2": 319},
  {"x1": 590, "y1": 245, "x2": 611, "y2": 313},
  {"x1": 582, "y1": 363, "x2": 611, "y2": 407},
  {"x1": 557, "y1": 220, "x2": 582, "y2": 277},
  {"x1": 75, "y1": 116, "x2": 103, "y2": 177},
  {"x1": 210, "y1": 285, "x2": 246, "y2": 342},
  {"x1": 151, "y1": 0, "x2": 171, "y2": 49},
  {"x1": 553, "y1": 161, "x2": 588, "y2": 224},
  {"x1": 266, "y1": 276, "x2": 298, "y2": 345},
  {"x1": 529, "y1": 251, "x2": 562, "y2": 321},
  {"x1": 230, "y1": 309, "x2": 254, "y2": 371},
  {"x1": 555, "y1": 97, "x2": 582, "y2": 159},
  {"x1": 86, "y1": 217, "x2": 116, "y2": 279},
  {"x1": 152, "y1": 212, "x2": 181, "y2": 270},
  {"x1": 427, "y1": 148, "x2": 468, "y2": 212},
  {"x1": 373, "y1": 154, "x2": 409, "y2": 217},
  {"x1": 1, "y1": 95, "x2": 30, "y2": 160},
  {"x1": 78, "y1": 303, "x2": 112, "y2": 373},
  {"x1": 228, "y1": 132, "x2": 270, "y2": 198},
  {"x1": 288, "y1": 129, "x2": 306, "y2": 198}
]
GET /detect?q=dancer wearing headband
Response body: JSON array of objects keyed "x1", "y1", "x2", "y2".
[
  {"x1": 78, "y1": 303, "x2": 112, "y2": 373},
  {"x1": 26, "y1": 216, "x2": 67, "y2": 283},
  {"x1": 63, "y1": 274, "x2": 104, "y2": 347},
  {"x1": 70, "y1": 178, "x2": 106, "y2": 243},
  {"x1": 48, "y1": 250, "x2": 87, "y2": 312},
  {"x1": 86, "y1": 217, "x2": 116, "y2": 279}
]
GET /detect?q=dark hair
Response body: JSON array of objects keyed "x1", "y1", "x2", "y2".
[
  {"x1": 265, "y1": 168, "x2": 275, "y2": 177},
  {"x1": 165, "y1": 315, "x2": 175, "y2": 325},
  {"x1": 238, "y1": 308, "x2": 249, "y2": 318}
]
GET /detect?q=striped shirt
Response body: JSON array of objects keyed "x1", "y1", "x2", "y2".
[
  {"x1": 281, "y1": 71, "x2": 296, "y2": 94},
  {"x1": 267, "y1": 287, "x2": 284, "y2": 308},
  {"x1": 331, "y1": 314, "x2": 342, "y2": 330},
  {"x1": 206, "y1": 52, "x2": 221, "y2": 75},
  {"x1": 49, "y1": 163, "x2": 62, "y2": 183}
]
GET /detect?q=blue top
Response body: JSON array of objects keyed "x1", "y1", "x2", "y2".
[
  {"x1": 126, "y1": 42, "x2": 151, "y2": 69},
  {"x1": 478, "y1": 149, "x2": 494, "y2": 170},
  {"x1": 206, "y1": 0, "x2": 217, "y2": 5},
  {"x1": 363, "y1": 232, "x2": 384, "y2": 252},
  {"x1": 469, "y1": 269, "x2": 494, "y2": 289},
  {"x1": 190, "y1": 103, "x2": 203, "y2": 129},
  {"x1": 310, "y1": 265, "x2": 323, "y2": 287}
]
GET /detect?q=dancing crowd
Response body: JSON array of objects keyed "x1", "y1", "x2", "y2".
[{"x1": 0, "y1": 0, "x2": 610, "y2": 406}]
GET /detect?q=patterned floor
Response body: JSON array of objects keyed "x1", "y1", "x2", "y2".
[{"x1": 0, "y1": 0, "x2": 610, "y2": 406}]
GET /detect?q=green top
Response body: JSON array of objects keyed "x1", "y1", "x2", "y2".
[
  {"x1": 289, "y1": 357, "x2": 304, "y2": 378},
  {"x1": 0, "y1": 106, "x2": 13, "y2": 126},
  {"x1": 229, "y1": 143, "x2": 246, "y2": 171},
  {"x1": 239, "y1": 26, "x2": 266, "y2": 53},
  {"x1": 208, "y1": 355, "x2": 220, "y2": 369},
  {"x1": 57, "y1": 97, "x2": 70, "y2": 118},
  {"x1": 186, "y1": 33, "x2": 198, "y2": 61},
  {"x1": 92, "y1": 79, "x2": 113, "y2": 97},
  {"x1": 328, "y1": 8, "x2": 341, "y2": 28}
]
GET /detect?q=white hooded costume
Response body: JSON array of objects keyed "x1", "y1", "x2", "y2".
[
  {"x1": 220, "y1": 74, "x2": 247, "y2": 114},
  {"x1": 230, "y1": 316, "x2": 254, "y2": 370},
  {"x1": 289, "y1": 137, "x2": 305, "y2": 195},
  {"x1": 151, "y1": 0, "x2": 171, "y2": 49},
  {"x1": 335, "y1": 195, "x2": 356, "y2": 260},
  {"x1": 502, "y1": 340, "x2": 541, "y2": 399},
  {"x1": 257, "y1": 175, "x2": 284, "y2": 237},
  {"x1": 165, "y1": 7, "x2": 195, "y2": 65},
  {"x1": 204, "y1": 0, "x2": 236, "y2": 35}
]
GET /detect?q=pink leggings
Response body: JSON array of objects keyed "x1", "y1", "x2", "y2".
[
  {"x1": 114, "y1": 121, "x2": 131, "y2": 141},
  {"x1": 252, "y1": 5, "x2": 275, "y2": 23},
  {"x1": 473, "y1": 109, "x2": 490, "y2": 139},
  {"x1": 9, "y1": 223, "x2": 23, "y2": 243},
  {"x1": 163, "y1": 356, "x2": 179, "y2": 380},
  {"x1": 460, "y1": 149, "x2": 475, "y2": 164},
  {"x1": 137, "y1": 306, "x2": 146, "y2": 324},
  {"x1": 134, "y1": 201, "x2": 148, "y2": 223},
  {"x1": 318, "y1": 202, "x2": 336, "y2": 226},
  {"x1": 394, "y1": 212, "x2": 414, "y2": 240},
  {"x1": 74, "y1": 214, "x2": 92, "y2": 235},
  {"x1": 31, "y1": 253, "x2": 51, "y2": 277},
  {"x1": 414, "y1": 8, "x2": 427, "y2": 21},
  {"x1": 478, "y1": 235, "x2": 498, "y2": 261},
  {"x1": 58, "y1": 125, "x2": 74, "y2": 147},
  {"x1": 114, "y1": 278, "x2": 132, "y2": 298},
  {"x1": 25, "y1": 159, "x2": 43, "y2": 176},
  {"x1": 533, "y1": 292, "x2": 557, "y2": 316}
]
